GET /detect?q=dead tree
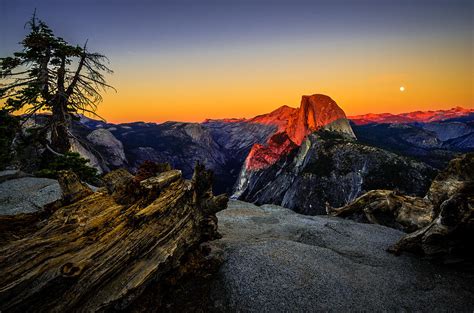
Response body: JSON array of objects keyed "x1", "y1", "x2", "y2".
[{"x1": 0, "y1": 164, "x2": 228, "y2": 312}]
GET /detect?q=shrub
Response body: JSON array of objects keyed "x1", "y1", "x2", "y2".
[
  {"x1": 35, "y1": 152, "x2": 99, "y2": 185},
  {"x1": 0, "y1": 110, "x2": 20, "y2": 169}
]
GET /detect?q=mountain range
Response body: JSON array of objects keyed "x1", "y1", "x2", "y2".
[
  {"x1": 349, "y1": 107, "x2": 474, "y2": 125},
  {"x1": 34, "y1": 95, "x2": 473, "y2": 212}
]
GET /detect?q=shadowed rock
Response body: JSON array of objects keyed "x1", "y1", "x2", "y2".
[{"x1": 235, "y1": 131, "x2": 436, "y2": 215}]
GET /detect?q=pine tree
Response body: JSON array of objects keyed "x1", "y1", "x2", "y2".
[{"x1": 0, "y1": 11, "x2": 114, "y2": 153}]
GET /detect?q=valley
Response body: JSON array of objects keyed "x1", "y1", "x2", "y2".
[{"x1": 63, "y1": 94, "x2": 473, "y2": 204}]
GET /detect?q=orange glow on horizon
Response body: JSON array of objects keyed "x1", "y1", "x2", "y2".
[
  {"x1": 3, "y1": 34, "x2": 473, "y2": 124},
  {"x1": 94, "y1": 35, "x2": 473, "y2": 123}
]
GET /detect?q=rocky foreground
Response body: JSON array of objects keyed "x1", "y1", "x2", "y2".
[
  {"x1": 204, "y1": 200, "x2": 474, "y2": 312},
  {"x1": 0, "y1": 164, "x2": 473, "y2": 312}
]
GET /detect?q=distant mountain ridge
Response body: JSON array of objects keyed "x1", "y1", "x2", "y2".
[
  {"x1": 349, "y1": 106, "x2": 474, "y2": 125},
  {"x1": 23, "y1": 100, "x2": 472, "y2": 196}
]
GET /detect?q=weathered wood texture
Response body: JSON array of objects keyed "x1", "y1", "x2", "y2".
[
  {"x1": 328, "y1": 190, "x2": 433, "y2": 232},
  {"x1": 0, "y1": 163, "x2": 228, "y2": 312},
  {"x1": 331, "y1": 153, "x2": 474, "y2": 265}
]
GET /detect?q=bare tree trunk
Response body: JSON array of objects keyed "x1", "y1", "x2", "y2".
[
  {"x1": 50, "y1": 55, "x2": 71, "y2": 154},
  {"x1": 50, "y1": 101, "x2": 71, "y2": 154}
]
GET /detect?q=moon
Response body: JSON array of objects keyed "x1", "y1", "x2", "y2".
[{"x1": 400, "y1": 86, "x2": 405, "y2": 92}]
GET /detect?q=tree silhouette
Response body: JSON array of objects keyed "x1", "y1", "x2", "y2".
[{"x1": 0, "y1": 11, "x2": 114, "y2": 153}]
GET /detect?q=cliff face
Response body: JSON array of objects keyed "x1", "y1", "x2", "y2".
[
  {"x1": 286, "y1": 94, "x2": 355, "y2": 145},
  {"x1": 244, "y1": 94, "x2": 355, "y2": 171},
  {"x1": 234, "y1": 131, "x2": 436, "y2": 215}
]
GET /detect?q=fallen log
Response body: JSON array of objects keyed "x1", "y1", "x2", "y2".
[
  {"x1": 330, "y1": 152, "x2": 474, "y2": 266},
  {"x1": 0, "y1": 163, "x2": 228, "y2": 312},
  {"x1": 328, "y1": 190, "x2": 434, "y2": 232}
]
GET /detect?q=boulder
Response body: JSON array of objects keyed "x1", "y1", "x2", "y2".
[
  {"x1": 86, "y1": 128, "x2": 127, "y2": 168},
  {"x1": 0, "y1": 177, "x2": 61, "y2": 215}
]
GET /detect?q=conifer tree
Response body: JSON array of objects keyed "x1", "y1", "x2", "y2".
[{"x1": 0, "y1": 11, "x2": 114, "y2": 153}]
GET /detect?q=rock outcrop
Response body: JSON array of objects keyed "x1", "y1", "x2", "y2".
[
  {"x1": 200, "y1": 200, "x2": 474, "y2": 311},
  {"x1": 0, "y1": 164, "x2": 228, "y2": 312},
  {"x1": 389, "y1": 182, "x2": 473, "y2": 265},
  {"x1": 235, "y1": 131, "x2": 436, "y2": 215},
  {"x1": 389, "y1": 153, "x2": 474, "y2": 264},
  {"x1": 426, "y1": 152, "x2": 474, "y2": 211},
  {"x1": 86, "y1": 128, "x2": 127, "y2": 168},
  {"x1": 0, "y1": 176, "x2": 61, "y2": 215}
]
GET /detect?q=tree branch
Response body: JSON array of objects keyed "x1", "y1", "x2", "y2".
[{"x1": 65, "y1": 41, "x2": 88, "y2": 97}]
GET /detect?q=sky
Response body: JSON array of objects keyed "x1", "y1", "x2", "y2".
[{"x1": 0, "y1": 0, "x2": 473, "y2": 123}]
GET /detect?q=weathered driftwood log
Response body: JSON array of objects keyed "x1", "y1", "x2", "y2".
[
  {"x1": 330, "y1": 153, "x2": 474, "y2": 265},
  {"x1": 0, "y1": 163, "x2": 228, "y2": 312},
  {"x1": 388, "y1": 182, "x2": 474, "y2": 265},
  {"x1": 328, "y1": 190, "x2": 433, "y2": 232},
  {"x1": 329, "y1": 153, "x2": 474, "y2": 233}
]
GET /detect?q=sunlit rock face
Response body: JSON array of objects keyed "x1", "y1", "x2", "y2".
[
  {"x1": 245, "y1": 133, "x2": 298, "y2": 171},
  {"x1": 250, "y1": 105, "x2": 297, "y2": 132},
  {"x1": 244, "y1": 94, "x2": 355, "y2": 171},
  {"x1": 86, "y1": 128, "x2": 127, "y2": 168},
  {"x1": 286, "y1": 94, "x2": 355, "y2": 145}
]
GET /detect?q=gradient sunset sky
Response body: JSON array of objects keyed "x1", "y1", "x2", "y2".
[{"x1": 1, "y1": 0, "x2": 472, "y2": 123}]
